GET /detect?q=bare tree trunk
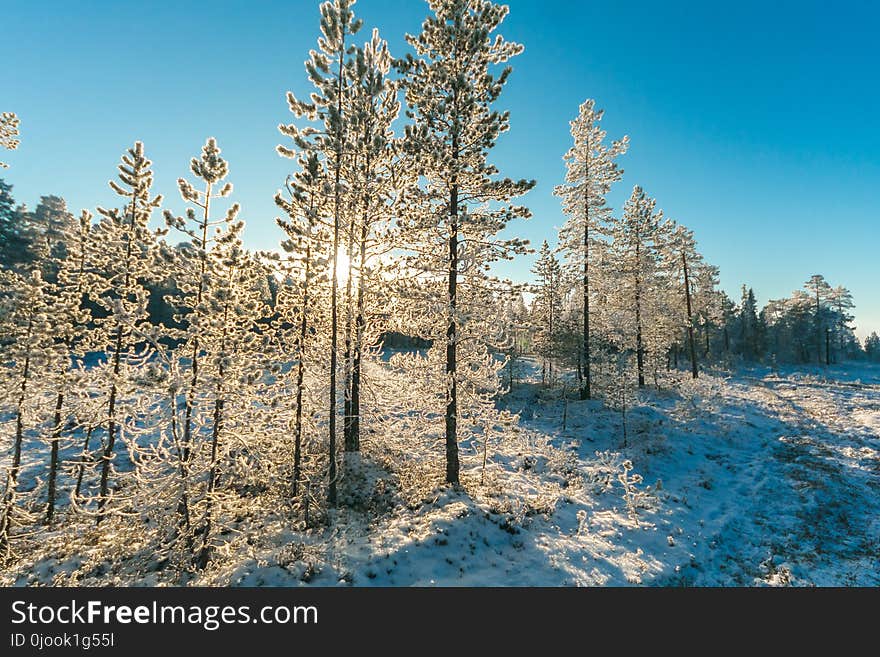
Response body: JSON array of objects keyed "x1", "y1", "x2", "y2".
[
  {"x1": 327, "y1": 40, "x2": 346, "y2": 507},
  {"x1": 445, "y1": 176, "x2": 460, "y2": 486},
  {"x1": 196, "y1": 299, "x2": 229, "y2": 569},
  {"x1": 46, "y1": 390, "x2": 64, "y2": 525},
  {"x1": 0, "y1": 321, "x2": 32, "y2": 557},
  {"x1": 682, "y1": 252, "x2": 698, "y2": 379},
  {"x1": 74, "y1": 424, "x2": 94, "y2": 498},
  {"x1": 825, "y1": 328, "x2": 831, "y2": 366},
  {"x1": 581, "y1": 153, "x2": 591, "y2": 400},
  {"x1": 634, "y1": 238, "x2": 645, "y2": 388},
  {"x1": 548, "y1": 270, "x2": 554, "y2": 387},
  {"x1": 342, "y1": 173, "x2": 356, "y2": 451},
  {"x1": 292, "y1": 242, "x2": 311, "y2": 498},
  {"x1": 97, "y1": 325, "x2": 124, "y2": 523},
  {"x1": 350, "y1": 199, "x2": 368, "y2": 451}
]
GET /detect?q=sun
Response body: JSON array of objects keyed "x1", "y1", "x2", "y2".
[{"x1": 336, "y1": 251, "x2": 351, "y2": 285}]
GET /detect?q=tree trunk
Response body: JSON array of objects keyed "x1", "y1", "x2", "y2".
[
  {"x1": 825, "y1": 328, "x2": 831, "y2": 366},
  {"x1": 350, "y1": 197, "x2": 369, "y2": 451},
  {"x1": 445, "y1": 176, "x2": 460, "y2": 486},
  {"x1": 74, "y1": 424, "x2": 94, "y2": 498},
  {"x1": 581, "y1": 161, "x2": 591, "y2": 400},
  {"x1": 183, "y1": 181, "x2": 211, "y2": 465},
  {"x1": 682, "y1": 252, "x2": 698, "y2": 379},
  {"x1": 342, "y1": 189, "x2": 356, "y2": 451},
  {"x1": 0, "y1": 326, "x2": 32, "y2": 557},
  {"x1": 327, "y1": 40, "x2": 346, "y2": 507},
  {"x1": 196, "y1": 298, "x2": 230, "y2": 569},
  {"x1": 292, "y1": 242, "x2": 311, "y2": 498},
  {"x1": 46, "y1": 390, "x2": 64, "y2": 525},
  {"x1": 98, "y1": 325, "x2": 124, "y2": 523},
  {"x1": 548, "y1": 272, "x2": 554, "y2": 387}
]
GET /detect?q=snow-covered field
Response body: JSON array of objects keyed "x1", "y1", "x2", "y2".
[{"x1": 4, "y1": 360, "x2": 879, "y2": 587}]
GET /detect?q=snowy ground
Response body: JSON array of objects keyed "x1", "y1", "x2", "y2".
[
  {"x1": 4, "y1": 360, "x2": 879, "y2": 586},
  {"x1": 197, "y1": 360, "x2": 880, "y2": 587}
]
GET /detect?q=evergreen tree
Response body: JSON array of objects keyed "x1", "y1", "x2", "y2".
[
  {"x1": 163, "y1": 137, "x2": 237, "y2": 537},
  {"x1": 663, "y1": 223, "x2": 701, "y2": 378},
  {"x1": 274, "y1": 153, "x2": 332, "y2": 500},
  {"x1": 0, "y1": 185, "x2": 41, "y2": 274},
  {"x1": 531, "y1": 241, "x2": 563, "y2": 386},
  {"x1": 865, "y1": 332, "x2": 880, "y2": 362},
  {"x1": 606, "y1": 186, "x2": 663, "y2": 388},
  {"x1": 805, "y1": 274, "x2": 833, "y2": 364},
  {"x1": 0, "y1": 269, "x2": 58, "y2": 557},
  {"x1": 0, "y1": 112, "x2": 19, "y2": 168},
  {"x1": 399, "y1": 0, "x2": 534, "y2": 484},
  {"x1": 89, "y1": 142, "x2": 162, "y2": 522},
  {"x1": 278, "y1": 0, "x2": 362, "y2": 506},
  {"x1": 738, "y1": 286, "x2": 760, "y2": 360},
  {"x1": 44, "y1": 210, "x2": 97, "y2": 525},
  {"x1": 828, "y1": 285, "x2": 855, "y2": 361},
  {"x1": 554, "y1": 99, "x2": 628, "y2": 399},
  {"x1": 343, "y1": 28, "x2": 405, "y2": 452}
]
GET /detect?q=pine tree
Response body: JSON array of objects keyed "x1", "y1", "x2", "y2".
[
  {"x1": 738, "y1": 286, "x2": 760, "y2": 360},
  {"x1": 274, "y1": 153, "x2": 332, "y2": 499},
  {"x1": 343, "y1": 28, "x2": 404, "y2": 452},
  {"x1": 163, "y1": 137, "x2": 237, "y2": 537},
  {"x1": 531, "y1": 241, "x2": 563, "y2": 386},
  {"x1": 44, "y1": 210, "x2": 96, "y2": 525},
  {"x1": 692, "y1": 263, "x2": 721, "y2": 359},
  {"x1": 0, "y1": 186, "x2": 42, "y2": 274},
  {"x1": 399, "y1": 0, "x2": 534, "y2": 484},
  {"x1": 663, "y1": 223, "x2": 701, "y2": 378},
  {"x1": 805, "y1": 274, "x2": 832, "y2": 364},
  {"x1": 865, "y1": 332, "x2": 880, "y2": 362},
  {"x1": 606, "y1": 186, "x2": 663, "y2": 388},
  {"x1": 0, "y1": 112, "x2": 19, "y2": 168},
  {"x1": 0, "y1": 269, "x2": 57, "y2": 558},
  {"x1": 193, "y1": 220, "x2": 265, "y2": 568},
  {"x1": 90, "y1": 142, "x2": 162, "y2": 522},
  {"x1": 555, "y1": 99, "x2": 628, "y2": 399},
  {"x1": 278, "y1": 0, "x2": 362, "y2": 506},
  {"x1": 827, "y1": 285, "x2": 855, "y2": 361}
]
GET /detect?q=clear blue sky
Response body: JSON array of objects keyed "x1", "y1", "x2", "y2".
[{"x1": 2, "y1": 0, "x2": 878, "y2": 337}]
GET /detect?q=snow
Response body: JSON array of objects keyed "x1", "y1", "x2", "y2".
[{"x1": 4, "y1": 358, "x2": 879, "y2": 587}]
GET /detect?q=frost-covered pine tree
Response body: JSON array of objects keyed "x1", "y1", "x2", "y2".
[
  {"x1": 274, "y1": 153, "x2": 333, "y2": 500},
  {"x1": 162, "y1": 137, "x2": 237, "y2": 535},
  {"x1": 278, "y1": 0, "x2": 362, "y2": 506},
  {"x1": 691, "y1": 263, "x2": 721, "y2": 358},
  {"x1": 398, "y1": 0, "x2": 534, "y2": 484},
  {"x1": 555, "y1": 100, "x2": 628, "y2": 399},
  {"x1": 606, "y1": 186, "x2": 663, "y2": 388},
  {"x1": 662, "y1": 223, "x2": 702, "y2": 378},
  {"x1": 43, "y1": 210, "x2": 97, "y2": 525},
  {"x1": 531, "y1": 241, "x2": 563, "y2": 386},
  {"x1": 827, "y1": 285, "x2": 855, "y2": 360},
  {"x1": 0, "y1": 112, "x2": 19, "y2": 168},
  {"x1": 805, "y1": 274, "x2": 833, "y2": 364},
  {"x1": 343, "y1": 28, "x2": 407, "y2": 452},
  {"x1": 0, "y1": 268, "x2": 58, "y2": 557},
  {"x1": 191, "y1": 220, "x2": 267, "y2": 567},
  {"x1": 0, "y1": 187, "x2": 42, "y2": 275},
  {"x1": 88, "y1": 142, "x2": 162, "y2": 522}
]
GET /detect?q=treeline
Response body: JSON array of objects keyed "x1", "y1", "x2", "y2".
[{"x1": 519, "y1": 99, "x2": 865, "y2": 388}]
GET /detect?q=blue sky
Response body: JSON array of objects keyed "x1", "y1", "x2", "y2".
[{"x1": 2, "y1": 0, "x2": 878, "y2": 337}]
